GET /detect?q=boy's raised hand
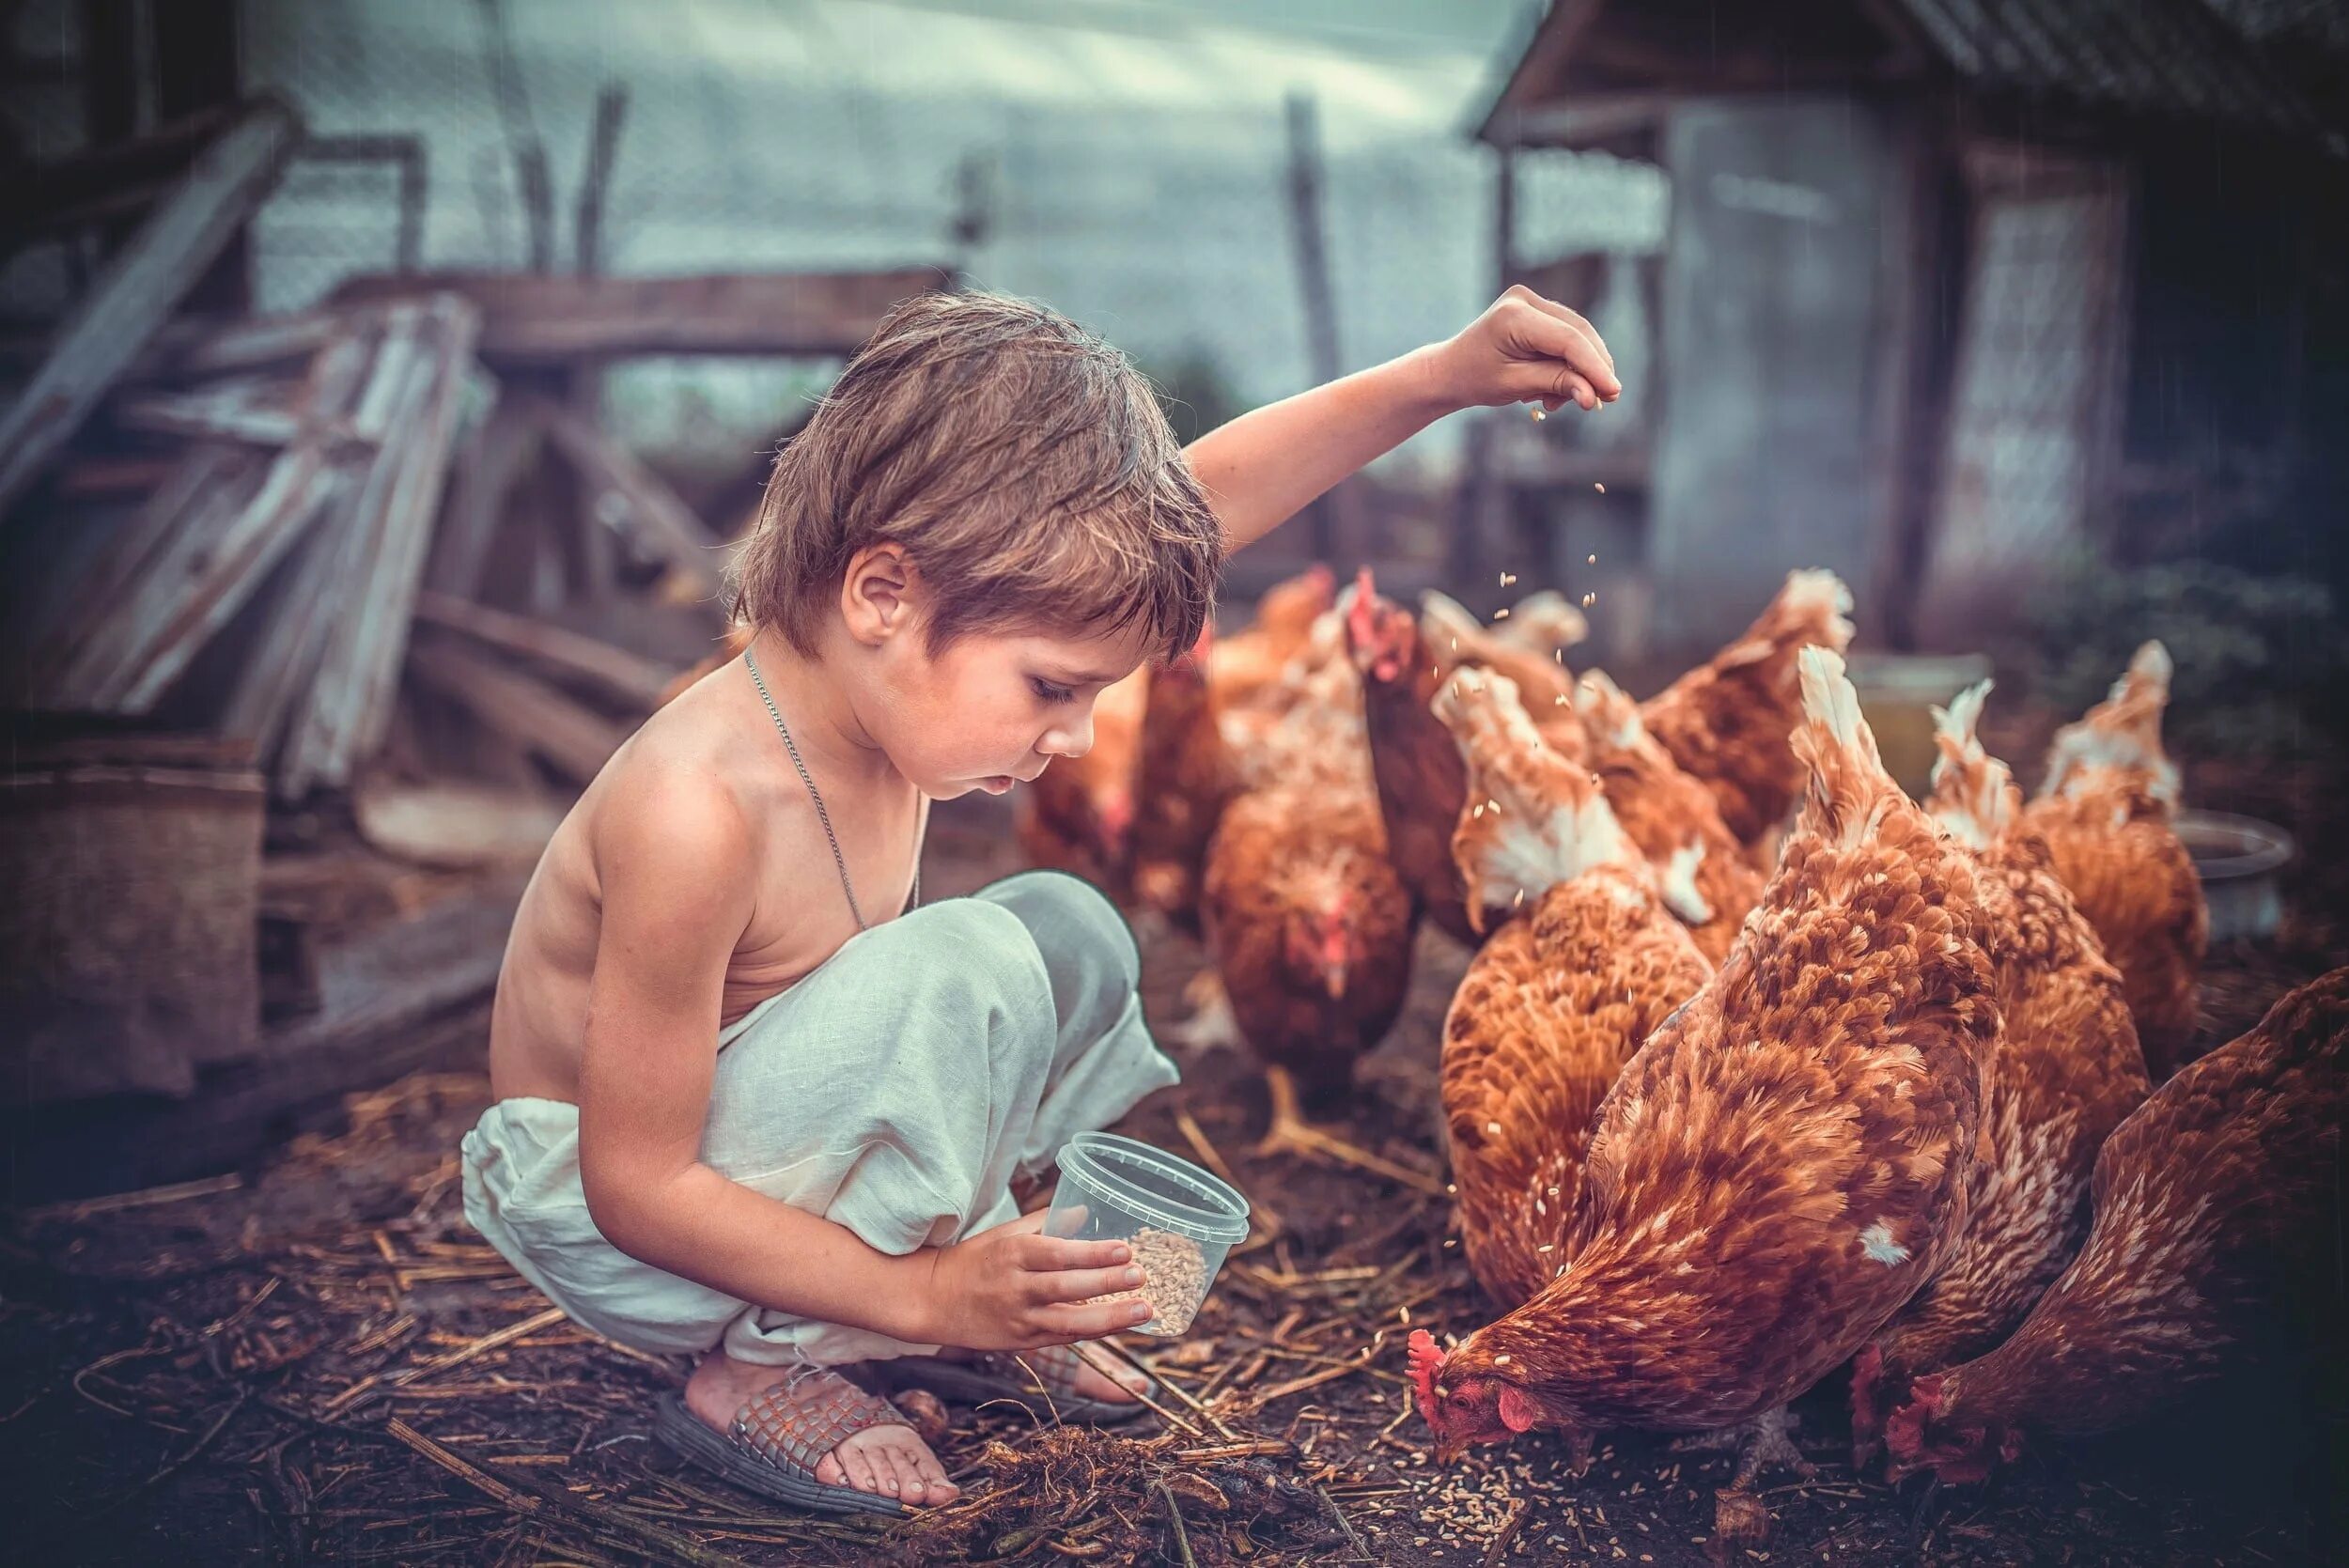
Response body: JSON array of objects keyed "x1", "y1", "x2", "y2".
[
  {"x1": 918, "y1": 1208, "x2": 1158, "y2": 1350},
  {"x1": 1435, "y1": 284, "x2": 1622, "y2": 414}
]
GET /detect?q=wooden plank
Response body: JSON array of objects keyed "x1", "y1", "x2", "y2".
[
  {"x1": 412, "y1": 589, "x2": 674, "y2": 709},
  {"x1": 532, "y1": 395, "x2": 726, "y2": 603},
  {"x1": 26, "y1": 442, "x2": 246, "y2": 681},
  {"x1": 272, "y1": 303, "x2": 440, "y2": 794},
  {"x1": 325, "y1": 266, "x2": 953, "y2": 363},
  {"x1": 319, "y1": 295, "x2": 485, "y2": 786},
  {"x1": 0, "y1": 97, "x2": 300, "y2": 516},
  {"x1": 224, "y1": 311, "x2": 428, "y2": 766},
  {"x1": 112, "y1": 377, "x2": 310, "y2": 446},
  {"x1": 404, "y1": 635, "x2": 628, "y2": 784},
  {"x1": 49, "y1": 329, "x2": 377, "y2": 713},
  {"x1": 425, "y1": 394, "x2": 541, "y2": 598}
]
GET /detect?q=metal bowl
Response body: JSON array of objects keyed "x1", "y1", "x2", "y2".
[{"x1": 2173, "y1": 809, "x2": 2295, "y2": 942}]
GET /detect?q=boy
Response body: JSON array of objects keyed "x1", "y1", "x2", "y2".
[{"x1": 462, "y1": 287, "x2": 1616, "y2": 1516}]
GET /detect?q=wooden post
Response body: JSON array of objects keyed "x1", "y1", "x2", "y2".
[{"x1": 1283, "y1": 89, "x2": 1367, "y2": 566}]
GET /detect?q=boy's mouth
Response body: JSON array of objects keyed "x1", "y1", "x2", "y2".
[{"x1": 979, "y1": 775, "x2": 1017, "y2": 795}]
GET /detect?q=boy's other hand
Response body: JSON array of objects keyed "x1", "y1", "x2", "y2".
[
  {"x1": 917, "y1": 1209, "x2": 1157, "y2": 1350},
  {"x1": 1432, "y1": 284, "x2": 1621, "y2": 414}
]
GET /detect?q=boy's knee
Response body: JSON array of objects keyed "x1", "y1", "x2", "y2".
[{"x1": 981, "y1": 870, "x2": 1141, "y2": 993}]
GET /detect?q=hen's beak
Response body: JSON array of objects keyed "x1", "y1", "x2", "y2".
[
  {"x1": 1321, "y1": 959, "x2": 1349, "y2": 1000},
  {"x1": 1432, "y1": 1431, "x2": 1467, "y2": 1467}
]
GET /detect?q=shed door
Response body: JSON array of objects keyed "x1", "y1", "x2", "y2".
[{"x1": 1916, "y1": 147, "x2": 2131, "y2": 646}]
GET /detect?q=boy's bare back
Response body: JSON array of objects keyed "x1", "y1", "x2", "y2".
[{"x1": 487, "y1": 652, "x2": 923, "y2": 1104}]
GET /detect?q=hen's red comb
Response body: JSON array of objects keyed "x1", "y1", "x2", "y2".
[
  {"x1": 1880, "y1": 1372, "x2": 1945, "y2": 1461},
  {"x1": 1345, "y1": 567, "x2": 1380, "y2": 651},
  {"x1": 1406, "y1": 1327, "x2": 1445, "y2": 1418}
]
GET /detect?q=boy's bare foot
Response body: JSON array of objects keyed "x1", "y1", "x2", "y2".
[{"x1": 685, "y1": 1351, "x2": 959, "y2": 1507}]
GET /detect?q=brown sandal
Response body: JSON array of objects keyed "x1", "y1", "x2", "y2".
[{"x1": 652, "y1": 1365, "x2": 917, "y2": 1516}]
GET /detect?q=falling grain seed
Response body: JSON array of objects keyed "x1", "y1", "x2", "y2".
[{"x1": 1594, "y1": 482, "x2": 1606, "y2": 493}]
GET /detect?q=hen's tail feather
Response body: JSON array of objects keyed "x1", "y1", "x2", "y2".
[
  {"x1": 2040, "y1": 638, "x2": 2180, "y2": 808},
  {"x1": 1792, "y1": 646, "x2": 1904, "y2": 844},
  {"x1": 1712, "y1": 569, "x2": 1858, "y2": 674},
  {"x1": 1493, "y1": 589, "x2": 1590, "y2": 652},
  {"x1": 1573, "y1": 668, "x2": 1647, "y2": 750},
  {"x1": 1925, "y1": 679, "x2": 2017, "y2": 847}
]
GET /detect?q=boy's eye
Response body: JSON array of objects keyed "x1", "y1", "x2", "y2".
[{"x1": 1030, "y1": 676, "x2": 1076, "y2": 704}]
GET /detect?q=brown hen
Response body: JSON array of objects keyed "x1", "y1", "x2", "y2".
[
  {"x1": 1128, "y1": 629, "x2": 1238, "y2": 935},
  {"x1": 1639, "y1": 568, "x2": 1856, "y2": 846},
  {"x1": 1409, "y1": 648, "x2": 2000, "y2": 1511},
  {"x1": 1014, "y1": 665, "x2": 1147, "y2": 895},
  {"x1": 1572, "y1": 668, "x2": 1764, "y2": 964},
  {"x1": 1206, "y1": 563, "x2": 1337, "y2": 712},
  {"x1": 1346, "y1": 572, "x2": 1478, "y2": 948},
  {"x1": 1848, "y1": 680, "x2": 2152, "y2": 1469},
  {"x1": 2019, "y1": 640, "x2": 2209, "y2": 1078},
  {"x1": 1885, "y1": 966, "x2": 2348, "y2": 1484},
  {"x1": 1194, "y1": 632, "x2": 1421, "y2": 1182},
  {"x1": 1421, "y1": 588, "x2": 1585, "y2": 758},
  {"x1": 1430, "y1": 667, "x2": 1711, "y2": 1312}
]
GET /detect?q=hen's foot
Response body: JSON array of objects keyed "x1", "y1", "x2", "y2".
[{"x1": 1254, "y1": 1067, "x2": 1444, "y2": 1196}]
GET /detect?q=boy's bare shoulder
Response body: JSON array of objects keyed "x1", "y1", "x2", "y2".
[{"x1": 586, "y1": 718, "x2": 760, "y2": 908}]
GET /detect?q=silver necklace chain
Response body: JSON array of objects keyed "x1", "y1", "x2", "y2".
[{"x1": 743, "y1": 644, "x2": 917, "y2": 930}]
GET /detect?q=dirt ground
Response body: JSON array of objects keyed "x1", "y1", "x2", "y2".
[{"x1": 3, "y1": 729, "x2": 2342, "y2": 1566}]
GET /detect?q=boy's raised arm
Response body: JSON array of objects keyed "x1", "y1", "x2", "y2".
[
  {"x1": 1186, "y1": 285, "x2": 1619, "y2": 552},
  {"x1": 573, "y1": 772, "x2": 1149, "y2": 1351}
]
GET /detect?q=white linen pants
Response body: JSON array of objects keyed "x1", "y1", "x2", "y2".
[{"x1": 460, "y1": 871, "x2": 1177, "y2": 1367}]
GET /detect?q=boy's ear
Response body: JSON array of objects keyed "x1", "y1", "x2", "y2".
[{"x1": 840, "y1": 545, "x2": 918, "y2": 645}]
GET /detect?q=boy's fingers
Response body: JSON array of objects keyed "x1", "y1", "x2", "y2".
[
  {"x1": 1029, "y1": 1262, "x2": 1150, "y2": 1305},
  {"x1": 1032, "y1": 1299, "x2": 1157, "y2": 1342},
  {"x1": 1020, "y1": 1234, "x2": 1130, "y2": 1272},
  {"x1": 1513, "y1": 302, "x2": 1621, "y2": 397},
  {"x1": 1518, "y1": 290, "x2": 1616, "y2": 373}
]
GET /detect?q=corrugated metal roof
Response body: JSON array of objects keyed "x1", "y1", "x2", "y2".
[
  {"x1": 1890, "y1": 0, "x2": 2333, "y2": 134},
  {"x1": 1474, "y1": 0, "x2": 2342, "y2": 145}
]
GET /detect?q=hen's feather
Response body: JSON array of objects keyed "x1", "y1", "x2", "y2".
[
  {"x1": 1575, "y1": 669, "x2": 1764, "y2": 963},
  {"x1": 1641, "y1": 569, "x2": 1856, "y2": 845},
  {"x1": 1886, "y1": 967, "x2": 2348, "y2": 1483},
  {"x1": 1413, "y1": 648, "x2": 2000, "y2": 1458},
  {"x1": 2021, "y1": 642, "x2": 2206, "y2": 1077}
]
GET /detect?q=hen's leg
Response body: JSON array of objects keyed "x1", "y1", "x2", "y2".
[
  {"x1": 1670, "y1": 1405, "x2": 1817, "y2": 1487},
  {"x1": 1676, "y1": 1406, "x2": 1815, "y2": 1552},
  {"x1": 1254, "y1": 1065, "x2": 1444, "y2": 1195},
  {"x1": 1163, "y1": 968, "x2": 1243, "y2": 1052}
]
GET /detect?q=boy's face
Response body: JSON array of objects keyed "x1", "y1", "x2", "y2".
[{"x1": 870, "y1": 620, "x2": 1157, "y2": 800}]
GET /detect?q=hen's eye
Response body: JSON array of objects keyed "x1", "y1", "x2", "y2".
[{"x1": 1031, "y1": 676, "x2": 1076, "y2": 704}]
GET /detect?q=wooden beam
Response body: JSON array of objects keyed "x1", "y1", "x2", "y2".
[
  {"x1": 532, "y1": 394, "x2": 727, "y2": 604},
  {"x1": 325, "y1": 266, "x2": 954, "y2": 363},
  {"x1": 0, "y1": 96, "x2": 300, "y2": 516},
  {"x1": 404, "y1": 635, "x2": 629, "y2": 785},
  {"x1": 411, "y1": 590, "x2": 675, "y2": 710}
]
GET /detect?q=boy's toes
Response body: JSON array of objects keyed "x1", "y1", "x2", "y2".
[
  {"x1": 910, "y1": 1443, "x2": 960, "y2": 1505},
  {"x1": 888, "y1": 1436, "x2": 944, "y2": 1504}
]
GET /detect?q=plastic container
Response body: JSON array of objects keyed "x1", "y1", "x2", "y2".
[
  {"x1": 1043, "y1": 1131, "x2": 1250, "y2": 1335},
  {"x1": 1849, "y1": 652, "x2": 1997, "y2": 800},
  {"x1": 2175, "y1": 809, "x2": 2295, "y2": 942}
]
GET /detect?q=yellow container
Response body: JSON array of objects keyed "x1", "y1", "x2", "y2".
[{"x1": 1849, "y1": 653, "x2": 1994, "y2": 800}]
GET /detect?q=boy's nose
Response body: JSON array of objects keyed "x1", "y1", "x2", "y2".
[{"x1": 1044, "y1": 717, "x2": 1095, "y2": 758}]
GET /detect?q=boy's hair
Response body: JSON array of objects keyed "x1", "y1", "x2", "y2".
[{"x1": 732, "y1": 289, "x2": 1222, "y2": 662}]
